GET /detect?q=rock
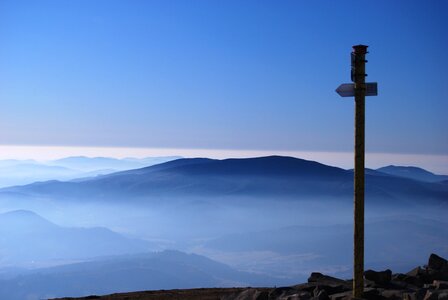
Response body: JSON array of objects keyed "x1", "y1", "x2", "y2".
[
  {"x1": 294, "y1": 283, "x2": 320, "y2": 292},
  {"x1": 281, "y1": 293, "x2": 311, "y2": 300},
  {"x1": 362, "y1": 287, "x2": 387, "y2": 300},
  {"x1": 255, "y1": 290, "x2": 269, "y2": 300},
  {"x1": 277, "y1": 291, "x2": 312, "y2": 300},
  {"x1": 269, "y1": 287, "x2": 295, "y2": 298},
  {"x1": 403, "y1": 292, "x2": 418, "y2": 300},
  {"x1": 439, "y1": 291, "x2": 448, "y2": 300},
  {"x1": 299, "y1": 284, "x2": 348, "y2": 295},
  {"x1": 434, "y1": 281, "x2": 448, "y2": 290},
  {"x1": 391, "y1": 273, "x2": 419, "y2": 289},
  {"x1": 281, "y1": 294, "x2": 301, "y2": 300},
  {"x1": 423, "y1": 290, "x2": 439, "y2": 300},
  {"x1": 395, "y1": 273, "x2": 408, "y2": 280},
  {"x1": 408, "y1": 267, "x2": 425, "y2": 277},
  {"x1": 428, "y1": 254, "x2": 448, "y2": 271},
  {"x1": 403, "y1": 289, "x2": 429, "y2": 300},
  {"x1": 381, "y1": 289, "x2": 404, "y2": 299},
  {"x1": 312, "y1": 287, "x2": 330, "y2": 300},
  {"x1": 313, "y1": 286, "x2": 321, "y2": 297},
  {"x1": 364, "y1": 278, "x2": 377, "y2": 288},
  {"x1": 406, "y1": 266, "x2": 436, "y2": 286},
  {"x1": 309, "y1": 288, "x2": 409, "y2": 300},
  {"x1": 313, "y1": 290, "x2": 329, "y2": 300},
  {"x1": 364, "y1": 269, "x2": 392, "y2": 286},
  {"x1": 390, "y1": 279, "x2": 419, "y2": 290},
  {"x1": 427, "y1": 254, "x2": 448, "y2": 282},
  {"x1": 325, "y1": 285, "x2": 350, "y2": 295},
  {"x1": 302, "y1": 273, "x2": 350, "y2": 297},
  {"x1": 307, "y1": 273, "x2": 348, "y2": 286},
  {"x1": 329, "y1": 291, "x2": 351, "y2": 300},
  {"x1": 297, "y1": 291, "x2": 313, "y2": 300},
  {"x1": 232, "y1": 288, "x2": 268, "y2": 300}
]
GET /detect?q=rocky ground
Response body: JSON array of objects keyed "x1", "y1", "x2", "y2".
[{"x1": 52, "y1": 253, "x2": 448, "y2": 300}]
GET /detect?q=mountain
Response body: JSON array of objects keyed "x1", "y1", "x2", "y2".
[
  {"x1": 0, "y1": 163, "x2": 82, "y2": 188},
  {"x1": 376, "y1": 165, "x2": 448, "y2": 183},
  {"x1": 1, "y1": 156, "x2": 447, "y2": 204},
  {"x1": 349, "y1": 168, "x2": 392, "y2": 177},
  {"x1": 0, "y1": 250, "x2": 278, "y2": 300},
  {"x1": 0, "y1": 156, "x2": 181, "y2": 188},
  {"x1": 49, "y1": 156, "x2": 182, "y2": 172},
  {"x1": 0, "y1": 210, "x2": 153, "y2": 267},
  {"x1": 0, "y1": 159, "x2": 37, "y2": 167}
]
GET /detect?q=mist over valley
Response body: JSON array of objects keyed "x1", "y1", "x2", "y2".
[{"x1": 0, "y1": 155, "x2": 447, "y2": 299}]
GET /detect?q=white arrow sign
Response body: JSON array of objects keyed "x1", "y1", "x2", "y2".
[{"x1": 336, "y1": 82, "x2": 378, "y2": 97}]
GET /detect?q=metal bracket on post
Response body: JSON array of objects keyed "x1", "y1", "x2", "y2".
[{"x1": 354, "y1": 83, "x2": 366, "y2": 91}]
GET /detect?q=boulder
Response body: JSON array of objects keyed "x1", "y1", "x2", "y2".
[
  {"x1": 405, "y1": 265, "x2": 440, "y2": 286},
  {"x1": 423, "y1": 290, "x2": 438, "y2": 300},
  {"x1": 408, "y1": 267, "x2": 425, "y2": 278},
  {"x1": 280, "y1": 294, "x2": 302, "y2": 300},
  {"x1": 300, "y1": 273, "x2": 350, "y2": 297},
  {"x1": 439, "y1": 291, "x2": 448, "y2": 300},
  {"x1": 390, "y1": 274, "x2": 420, "y2": 290},
  {"x1": 428, "y1": 254, "x2": 448, "y2": 271},
  {"x1": 297, "y1": 291, "x2": 313, "y2": 300},
  {"x1": 269, "y1": 287, "x2": 295, "y2": 298},
  {"x1": 362, "y1": 287, "x2": 387, "y2": 300},
  {"x1": 434, "y1": 281, "x2": 448, "y2": 290},
  {"x1": 402, "y1": 291, "x2": 424, "y2": 300},
  {"x1": 427, "y1": 254, "x2": 448, "y2": 282},
  {"x1": 232, "y1": 288, "x2": 269, "y2": 300},
  {"x1": 307, "y1": 273, "x2": 348, "y2": 286},
  {"x1": 313, "y1": 289, "x2": 330, "y2": 300},
  {"x1": 329, "y1": 291, "x2": 352, "y2": 300},
  {"x1": 364, "y1": 269, "x2": 392, "y2": 286},
  {"x1": 381, "y1": 289, "x2": 405, "y2": 299}
]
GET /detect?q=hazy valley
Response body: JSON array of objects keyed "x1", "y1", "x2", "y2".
[{"x1": 0, "y1": 156, "x2": 447, "y2": 299}]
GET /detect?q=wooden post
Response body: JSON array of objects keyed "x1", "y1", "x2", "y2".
[{"x1": 352, "y1": 44, "x2": 367, "y2": 299}]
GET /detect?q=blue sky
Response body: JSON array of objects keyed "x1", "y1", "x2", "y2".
[{"x1": 0, "y1": 1, "x2": 447, "y2": 160}]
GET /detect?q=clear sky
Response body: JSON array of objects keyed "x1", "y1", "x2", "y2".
[{"x1": 0, "y1": 1, "x2": 447, "y2": 169}]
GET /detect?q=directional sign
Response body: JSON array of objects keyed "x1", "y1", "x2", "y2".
[
  {"x1": 336, "y1": 82, "x2": 378, "y2": 97},
  {"x1": 336, "y1": 84, "x2": 356, "y2": 97}
]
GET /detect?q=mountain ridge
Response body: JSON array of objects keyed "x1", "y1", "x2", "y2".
[
  {"x1": 0, "y1": 250, "x2": 279, "y2": 300},
  {"x1": 1, "y1": 156, "x2": 447, "y2": 204},
  {"x1": 0, "y1": 210, "x2": 154, "y2": 267},
  {"x1": 376, "y1": 165, "x2": 448, "y2": 183}
]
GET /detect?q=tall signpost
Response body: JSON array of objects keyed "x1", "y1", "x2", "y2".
[{"x1": 336, "y1": 45, "x2": 378, "y2": 299}]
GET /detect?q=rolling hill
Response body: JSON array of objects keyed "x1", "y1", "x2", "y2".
[
  {"x1": 0, "y1": 210, "x2": 154, "y2": 267},
  {"x1": 0, "y1": 250, "x2": 278, "y2": 300},
  {"x1": 0, "y1": 156, "x2": 181, "y2": 188},
  {"x1": 1, "y1": 156, "x2": 447, "y2": 204},
  {"x1": 376, "y1": 165, "x2": 448, "y2": 183}
]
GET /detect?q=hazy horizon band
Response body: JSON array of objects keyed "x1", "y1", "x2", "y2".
[{"x1": 0, "y1": 144, "x2": 446, "y2": 175}]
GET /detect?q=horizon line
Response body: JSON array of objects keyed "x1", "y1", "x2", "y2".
[{"x1": 0, "y1": 145, "x2": 447, "y2": 174}]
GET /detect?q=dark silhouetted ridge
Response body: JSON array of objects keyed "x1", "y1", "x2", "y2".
[
  {"x1": 377, "y1": 165, "x2": 448, "y2": 183},
  {"x1": 1, "y1": 156, "x2": 447, "y2": 204}
]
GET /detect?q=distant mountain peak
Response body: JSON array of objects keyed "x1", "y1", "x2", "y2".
[
  {"x1": 115, "y1": 155, "x2": 347, "y2": 179},
  {"x1": 2, "y1": 155, "x2": 447, "y2": 203},
  {"x1": 377, "y1": 165, "x2": 448, "y2": 183},
  {"x1": 380, "y1": 165, "x2": 435, "y2": 174},
  {"x1": 0, "y1": 209, "x2": 56, "y2": 229},
  {"x1": 1, "y1": 209, "x2": 40, "y2": 218}
]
